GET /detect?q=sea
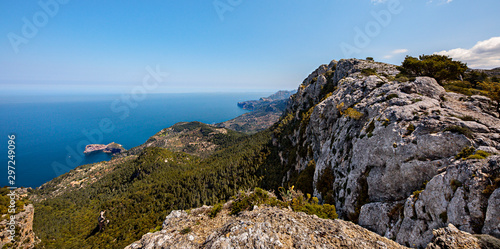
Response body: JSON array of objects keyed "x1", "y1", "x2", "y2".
[{"x1": 0, "y1": 92, "x2": 270, "y2": 188}]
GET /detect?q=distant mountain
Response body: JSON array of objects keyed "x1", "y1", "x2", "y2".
[
  {"x1": 236, "y1": 90, "x2": 296, "y2": 111},
  {"x1": 217, "y1": 90, "x2": 296, "y2": 134},
  {"x1": 468, "y1": 67, "x2": 500, "y2": 77}
]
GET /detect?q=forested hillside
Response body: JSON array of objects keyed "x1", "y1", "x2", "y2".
[{"x1": 31, "y1": 56, "x2": 500, "y2": 248}]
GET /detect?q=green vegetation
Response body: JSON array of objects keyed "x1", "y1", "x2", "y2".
[
  {"x1": 231, "y1": 188, "x2": 284, "y2": 215},
  {"x1": 386, "y1": 94, "x2": 399, "y2": 100},
  {"x1": 442, "y1": 80, "x2": 487, "y2": 96},
  {"x1": 444, "y1": 125, "x2": 473, "y2": 139},
  {"x1": 337, "y1": 102, "x2": 363, "y2": 120},
  {"x1": 122, "y1": 122, "x2": 248, "y2": 158},
  {"x1": 293, "y1": 160, "x2": 316, "y2": 196},
  {"x1": 361, "y1": 68, "x2": 377, "y2": 76},
  {"x1": 455, "y1": 146, "x2": 476, "y2": 159},
  {"x1": 148, "y1": 225, "x2": 162, "y2": 233},
  {"x1": 482, "y1": 173, "x2": 500, "y2": 197},
  {"x1": 412, "y1": 190, "x2": 423, "y2": 199},
  {"x1": 344, "y1": 108, "x2": 363, "y2": 120},
  {"x1": 316, "y1": 167, "x2": 336, "y2": 205},
  {"x1": 459, "y1": 115, "x2": 475, "y2": 121},
  {"x1": 210, "y1": 203, "x2": 223, "y2": 218},
  {"x1": 455, "y1": 146, "x2": 490, "y2": 160},
  {"x1": 366, "y1": 57, "x2": 374, "y2": 61},
  {"x1": 439, "y1": 211, "x2": 448, "y2": 223},
  {"x1": 319, "y1": 70, "x2": 337, "y2": 101},
  {"x1": 405, "y1": 123, "x2": 415, "y2": 136},
  {"x1": 366, "y1": 120, "x2": 375, "y2": 134},
  {"x1": 450, "y1": 179, "x2": 463, "y2": 192},
  {"x1": 396, "y1": 55, "x2": 499, "y2": 116},
  {"x1": 180, "y1": 227, "x2": 192, "y2": 234},
  {"x1": 231, "y1": 187, "x2": 337, "y2": 220},
  {"x1": 397, "y1": 55, "x2": 467, "y2": 84},
  {"x1": 0, "y1": 187, "x2": 26, "y2": 215},
  {"x1": 480, "y1": 81, "x2": 500, "y2": 116},
  {"x1": 33, "y1": 128, "x2": 277, "y2": 248}
]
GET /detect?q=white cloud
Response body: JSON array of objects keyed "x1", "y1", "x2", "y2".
[
  {"x1": 428, "y1": 0, "x2": 453, "y2": 4},
  {"x1": 435, "y1": 37, "x2": 500, "y2": 69},
  {"x1": 371, "y1": 0, "x2": 387, "y2": 4},
  {"x1": 383, "y1": 48, "x2": 409, "y2": 59}
]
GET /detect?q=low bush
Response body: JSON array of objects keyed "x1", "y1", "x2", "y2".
[
  {"x1": 450, "y1": 179, "x2": 463, "y2": 192},
  {"x1": 180, "y1": 227, "x2": 192, "y2": 234},
  {"x1": 361, "y1": 68, "x2": 377, "y2": 76},
  {"x1": 345, "y1": 108, "x2": 363, "y2": 120},
  {"x1": 386, "y1": 94, "x2": 399, "y2": 100},
  {"x1": 231, "y1": 187, "x2": 338, "y2": 220},
  {"x1": 210, "y1": 203, "x2": 223, "y2": 218},
  {"x1": 366, "y1": 120, "x2": 376, "y2": 134},
  {"x1": 439, "y1": 211, "x2": 448, "y2": 223},
  {"x1": 444, "y1": 125, "x2": 473, "y2": 138},
  {"x1": 405, "y1": 123, "x2": 415, "y2": 135},
  {"x1": 455, "y1": 146, "x2": 476, "y2": 159},
  {"x1": 455, "y1": 147, "x2": 489, "y2": 160}
]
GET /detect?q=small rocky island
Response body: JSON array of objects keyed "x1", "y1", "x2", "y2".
[{"x1": 84, "y1": 142, "x2": 126, "y2": 154}]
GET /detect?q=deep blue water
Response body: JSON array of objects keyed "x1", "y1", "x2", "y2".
[{"x1": 0, "y1": 93, "x2": 269, "y2": 188}]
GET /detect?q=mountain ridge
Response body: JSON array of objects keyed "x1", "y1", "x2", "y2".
[{"x1": 22, "y1": 58, "x2": 500, "y2": 249}]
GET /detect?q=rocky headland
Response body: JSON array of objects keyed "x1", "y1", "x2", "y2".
[
  {"x1": 218, "y1": 90, "x2": 296, "y2": 134},
  {"x1": 83, "y1": 142, "x2": 126, "y2": 154}
]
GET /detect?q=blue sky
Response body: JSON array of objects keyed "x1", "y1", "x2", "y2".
[{"x1": 1, "y1": 0, "x2": 499, "y2": 94}]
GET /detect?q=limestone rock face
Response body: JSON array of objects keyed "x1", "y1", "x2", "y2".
[
  {"x1": 483, "y1": 188, "x2": 500, "y2": 237},
  {"x1": 126, "y1": 205, "x2": 407, "y2": 249},
  {"x1": 395, "y1": 157, "x2": 500, "y2": 247},
  {"x1": 277, "y1": 58, "x2": 500, "y2": 247}
]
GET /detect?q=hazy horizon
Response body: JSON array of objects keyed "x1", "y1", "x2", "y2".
[{"x1": 1, "y1": 0, "x2": 499, "y2": 95}]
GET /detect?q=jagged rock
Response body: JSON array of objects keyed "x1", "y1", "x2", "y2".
[
  {"x1": 126, "y1": 205, "x2": 407, "y2": 249},
  {"x1": 426, "y1": 224, "x2": 483, "y2": 249},
  {"x1": 277, "y1": 58, "x2": 500, "y2": 247},
  {"x1": 483, "y1": 188, "x2": 500, "y2": 237},
  {"x1": 426, "y1": 223, "x2": 500, "y2": 249}
]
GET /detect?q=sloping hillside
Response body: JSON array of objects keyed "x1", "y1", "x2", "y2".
[{"x1": 30, "y1": 58, "x2": 500, "y2": 248}]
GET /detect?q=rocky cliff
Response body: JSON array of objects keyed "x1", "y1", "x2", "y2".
[{"x1": 277, "y1": 58, "x2": 500, "y2": 247}]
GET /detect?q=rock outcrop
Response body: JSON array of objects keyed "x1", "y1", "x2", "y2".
[
  {"x1": 426, "y1": 223, "x2": 500, "y2": 249},
  {"x1": 0, "y1": 204, "x2": 39, "y2": 249},
  {"x1": 277, "y1": 58, "x2": 500, "y2": 247},
  {"x1": 84, "y1": 142, "x2": 126, "y2": 154},
  {"x1": 126, "y1": 204, "x2": 407, "y2": 249}
]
